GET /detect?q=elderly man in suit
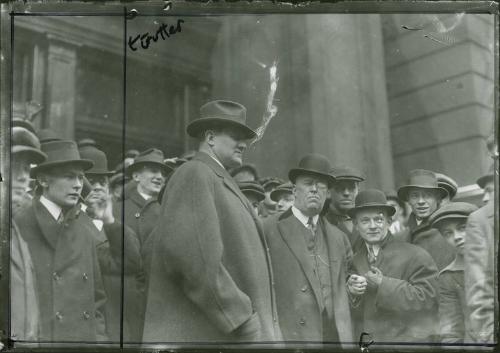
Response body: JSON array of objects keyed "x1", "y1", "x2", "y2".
[
  {"x1": 347, "y1": 189, "x2": 439, "y2": 343},
  {"x1": 143, "y1": 100, "x2": 281, "y2": 343},
  {"x1": 264, "y1": 154, "x2": 353, "y2": 346},
  {"x1": 464, "y1": 163, "x2": 496, "y2": 344},
  {"x1": 15, "y1": 140, "x2": 107, "y2": 342}
]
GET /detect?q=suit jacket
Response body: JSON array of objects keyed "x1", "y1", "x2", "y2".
[
  {"x1": 15, "y1": 199, "x2": 107, "y2": 342},
  {"x1": 263, "y1": 209, "x2": 354, "y2": 346},
  {"x1": 143, "y1": 152, "x2": 281, "y2": 343},
  {"x1": 408, "y1": 213, "x2": 456, "y2": 271},
  {"x1": 351, "y1": 234, "x2": 439, "y2": 343},
  {"x1": 464, "y1": 201, "x2": 495, "y2": 343}
]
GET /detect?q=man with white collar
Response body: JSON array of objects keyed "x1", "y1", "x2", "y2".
[
  {"x1": 264, "y1": 154, "x2": 353, "y2": 345},
  {"x1": 15, "y1": 140, "x2": 108, "y2": 342},
  {"x1": 143, "y1": 100, "x2": 281, "y2": 343}
]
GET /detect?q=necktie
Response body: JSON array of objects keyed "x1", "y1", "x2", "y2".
[
  {"x1": 56, "y1": 212, "x2": 64, "y2": 224},
  {"x1": 367, "y1": 244, "x2": 377, "y2": 265},
  {"x1": 306, "y1": 217, "x2": 316, "y2": 250}
]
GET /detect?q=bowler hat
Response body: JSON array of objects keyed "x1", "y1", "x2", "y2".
[
  {"x1": 347, "y1": 189, "x2": 396, "y2": 218},
  {"x1": 435, "y1": 173, "x2": 458, "y2": 199},
  {"x1": 397, "y1": 169, "x2": 448, "y2": 201},
  {"x1": 429, "y1": 202, "x2": 478, "y2": 228},
  {"x1": 186, "y1": 100, "x2": 256, "y2": 139},
  {"x1": 13, "y1": 118, "x2": 36, "y2": 134},
  {"x1": 79, "y1": 145, "x2": 114, "y2": 176},
  {"x1": 37, "y1": 128, "x2": 61, "y2": 144},
  {"x1": 238, "y1": 181, "x2": 265, "y2": 202},
  {"x1": 330, "y1": 165, "x2": 365, "y2": 182},
  {"x1": 477, "y1": 163, "x2": 495, "y2": 189},
  {"x1": 12, "y1": 126, "x2": 47, "y2": 164},
  {"x1": 30, "y1": 140, "x2": 94, "y2": 178},
  {"x1": 289, "y1": 154, "x2": 336, "y2": 186},
  {"x1": 270, "y1": 182, "x2": 294, "y2": 202},
  {"x1": 126, "y1": 148, "x2": 173, "y2": 176}
]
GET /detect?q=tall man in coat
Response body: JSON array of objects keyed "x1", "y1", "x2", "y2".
[
  {"x1": 264, "y1": 154, "x2": 353, "y2": 346},
  {"x1": 143, "y1": 100, "x2": 281, "y2": 343},
  {"x1": 397, "y1": 169, "x2": 455, "y2": 271},
  {"x1": 15, "y1": 140, "x2": 108, "y2": 342},
  {"x1": 347, "y1": 189, "x2": 439, "y2": 343}
]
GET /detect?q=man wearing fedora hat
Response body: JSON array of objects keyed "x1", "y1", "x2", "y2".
[
  {"x1": 14, "y1": 140, "x2": 108, "y2": 342},
  {"x1": 79, "y1": 145, "x2": 143, "y2": 342},
  {"x1": 429, "y1": 202, "x2": 478, "y2": 343},
  {"x1": 263, "y1": 153, "x2": 353, "y2": 345},
  {"x1": 325, "y1": 165, "x2": 365, "y2": 254},
  {"x1": 464, "y1": 162, "x2": 496, "y2": 344},
  {"x1": 398, "y1": 169, "x2": 456, "y2": 271},
  {"x1": 347, "y1": 189, "x2": 439, "y2": 343},
  {"x1": 143, "y1": 100, "x2": 281, "y2": 343}
]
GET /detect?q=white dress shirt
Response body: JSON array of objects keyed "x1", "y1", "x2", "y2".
[
  {"x1": 291, "y1": 206, "x2": 319, "y2": 228},
  {"x1": 39, "y1": 195, "x2": 62, "y2": 221}
]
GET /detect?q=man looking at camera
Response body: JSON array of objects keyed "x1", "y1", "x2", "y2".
[
  {"x1": 264, "y1": 154, "x2": 353, "y2": 345},
  {"x1": 143, "y1": 100, "x2": 281, "y2": 343},
  {"x1": 347, "y1": 189, "x2": 439, "y2": 343}
]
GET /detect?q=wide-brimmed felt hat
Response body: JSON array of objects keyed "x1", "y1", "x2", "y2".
[
  {"x1": 397, "y1": 169, "x2": 448, "y2": 201},
  {"x1": 330, "y1": 165, "x2": 365, "y2": 182},
  {"x1": 289, "y1": 153, "x2": 336, "y2": 187},
  {"x1": 13, "y1": 118, "x2": 36, "y2": 134},
  {"x1": 229, "y1": 164, "x2": 259, "y2": 180},
  {"x1": 125, "y1": 148, "x2": 173, "y2": 176},
  {"x1": 270, "y1": 182, "x2": 294, "y2": 202},
  {"x1": 30, "y1": 140, "x2": 94, "y2": 178},
  {"x1": 79, "y1": 145, "x2": 114, "y2": 176},
  {"x1": 435, "y1": 173, "x2": 458, "y2": 199},
  {"x1": 37, "y1": 128, "x2": 61, "y2": 144},
  {"x1": 429, "y1": 202, "x2": 478, "y2": 228},
  {"x1": 12, "y1": 126, "x2": 47, "y2": 165},
  {"x1": 238, "y1": 181, "x2": 265, "y2": 202},
  {"x1": 347, "y1": 189, "x2": 396, "y2": 218},
  {"x1": 477, "y1": 163, "x2": 495, "y2": 189},
  {"x1": 186, "y1": 100, "x2": 256, "y2": 139}
]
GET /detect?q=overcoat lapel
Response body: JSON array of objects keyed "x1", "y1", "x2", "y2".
[
  {"x1": 320, "y1": 219, "x2": 340, "y2": 286},
  {"x1": 33, "y1": 199, "x2": 62, "y2": 250},
  {"x1": 277, "y1": 211, "x2": 323, "y2": 309}
]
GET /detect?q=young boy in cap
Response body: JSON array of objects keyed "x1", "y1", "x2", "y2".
[
  {"x1": 429, "y1": 202, "x2": 478, "y2": 343},
  {"x1": 15, "y1": 140, "x2": 108, "y2": 342},
  {"x1": 270, "y1": 182, "x2": 295, "y2": 213}
]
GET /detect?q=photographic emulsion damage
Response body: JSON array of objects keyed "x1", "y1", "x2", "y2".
[{"x1": 0, "y1": 1, "x2": 497, "y2": 351}]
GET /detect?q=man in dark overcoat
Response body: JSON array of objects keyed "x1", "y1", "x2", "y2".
[
  {"x1": 142, "y1": 100, "x2": 282, "y2": 343},
  {"x1": 15, "y1": 140, "x2": 108, "y2": 342},
  {"x1": 347, "y1": 189, "x2": 439, "y2": 343},
  {"x1": 264, "y1": 154, "x2": 353, "y2": 346},
  {"x1": 397, "y1": 169, "x2": 456, "y2": 271}
]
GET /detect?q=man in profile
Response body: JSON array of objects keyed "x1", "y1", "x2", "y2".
[{"x1": 143, "y1": 100, "x2": 281, "y2": 343}]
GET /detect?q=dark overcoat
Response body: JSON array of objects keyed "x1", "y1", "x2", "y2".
[
  {"x1": 351, "y1": 234, "x2": 439, "y2": 343},
  {"x1": 324, "y1": 209, "x2": 363, "y2": 254},
  {"x1": 464, "y1": 201, "x2": 495, "y2": 343},
  {"x1": 143, "y1": 152, "x2": 281, "y2": 343},
  {"x1": 15, "y1": 199, "x2": 107, "y2": 342},
  {"x1": 263, "y1": 209, "x2": 354, "y2": 346},
  {"x1": 408, "y1": 213, "x2": 456, "y2": 271}
]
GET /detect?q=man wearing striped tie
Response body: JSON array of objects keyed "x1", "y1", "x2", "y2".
[{"x1": 347, "y1": 189, "x2": 439, "y2": 344}]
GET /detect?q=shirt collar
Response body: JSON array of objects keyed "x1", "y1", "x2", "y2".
[
  {"x1": 40, "y1": 195, "x2": 63, "y2": 221},
  {"x1": 291, "y1": 206, "x2": 319, "y2": 228},
  {"x1": 365, "y1": 242, "x2": 381, "y2": 256},
  {"x1": 209, "y1": 154, "x2": 225, "y2": 169},
  {"x1": 138, "y1": 190, "x2": 152, "y2": 201},
  {"x1": 92, "y1": 219, "x2": 104, "y2": 231}
]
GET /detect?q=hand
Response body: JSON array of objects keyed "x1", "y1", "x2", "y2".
[
  {"x1": 364, "y1": 266, "x2": 383, "y2": 288},
  {"x1": 86, "y1": 191, "x2": 115, "y2": 224},
  {"x1": 347, "y1": 274, "x2": 367, "y2": 296}
]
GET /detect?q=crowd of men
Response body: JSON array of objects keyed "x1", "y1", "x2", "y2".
[{"x1": 2, "y1": 99, "x2": 497, "y2": 346}]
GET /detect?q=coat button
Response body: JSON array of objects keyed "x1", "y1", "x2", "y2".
[
  {"x1": 55, "y1": 311, "x2": 63, "y2": 321},
  {"x1": 135, "y1": 212, "x2": 140, "y2": 218},
  {"x1": 83, "y1": 311, "x2": 90, "y2": 320},
  {"x1": 301, "y1": 285, "x2": 308, "y2": 292},
  {"x1": 299, "y1": 318, "x2": 306, "y2": 325},
  {"x1": 82, "y1": 273, "x2": 88, "y2": 281}
]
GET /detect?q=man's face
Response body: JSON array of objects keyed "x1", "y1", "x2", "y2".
[
  {"x1": 133, "y1": 165, "x2": 165, "y2": 197},
  {"x1": 211, "y1": 128, "x2": 248, "y2": 169},
  {"x1": 86, "y1": 174, "x2": 110, "y2": 202},
  {"x1": 482, "y1": 180, "x2": 494, "y2": 204},
  {"x1": 354, "y1": 208, "x2": 390, "y2": 244},
  {"x1": 330, "y1": 180, "x2": 359, "y2": 214},
  {"x1": 244, "y1": 193, "x2": 261, "y2": 215},
  {"x1": 276, "y1": 192, "x2": 295, "y2": 212},
  {"x1": 40, "y1": 164, "x2": 85, "y2": 208},
  {"x1": 12, "y1": 153, "x2": 32, "y2": 211},
  {"x1": 407, "y1": 188, "x2": 440, "y2": 220},
  {"x1": 293, "y1": 174, "x2": 329, "y2": 216},
  {"x1": 437, "y1": 219, "x2": 466, "y2": 256}
]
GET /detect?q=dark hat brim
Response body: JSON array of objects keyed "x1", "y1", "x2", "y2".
[
  {"x1": 397, "y1": 185, "x2": 448, "y2": 201},
  {"x1": 30, "y1": 159, "x2": 94, "y2": 178},
  {"x1": 430, "y1": 214, "x2": 468, "y2": 228},
  {"x1": 289, "y1": 169, "x2": 336, "y2": 187},
  {"x1": 125, "y1": 161, "x2": 173, "y2": 176},
  {"x1": 477, "y1": 174, "x2": 494, "y2": 189},
  {"x1": 241, "y1": 189, "x2": 265, "y2": 202},
  {"x1": 12, "y1": 146, "x2": 47, "y2": 165},
  {"x1": 86, "y1": 170, "x2": 116, "y2": 177},
  {"x1": 334, "y1": 175, "x2": 365, "y2": 182},
  {"x1": 270, "y1": 188, "x2": 293, "y2": 202},
  {"x1": 347, "y1": 203, "x2": 396, "y2": 218},
  {"x1": 186, "y1": 117, "x2": 257, "y2": 139}
]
